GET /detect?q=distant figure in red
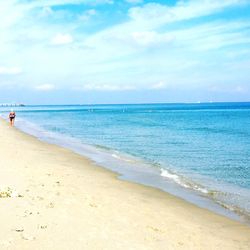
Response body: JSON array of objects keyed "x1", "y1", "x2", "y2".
[{"x1": 9, "y1": 109, "x2": 16, "y2": 126}]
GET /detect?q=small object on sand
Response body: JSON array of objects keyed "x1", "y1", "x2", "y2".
[
  {"x1": 15, "y1": 228, "x2": 24, "y2": 232},
  {"x1": 0, "y1": 187, "x2": 12, "y2": 198},
  {"x1": 0, "y1": 191, "x2": 11, "y2": 198},
  {"x1": 0, "y1": 187, "x2": 23, "y2": 198}
]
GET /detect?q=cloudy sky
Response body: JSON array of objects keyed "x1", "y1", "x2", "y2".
[{"x1": 0, "y1": 0, "x2": 250, "y2": 104}]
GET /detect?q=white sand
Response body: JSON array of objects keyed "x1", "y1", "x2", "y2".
[{"x1": 0, "y1": 119, "x2": 250, "y2": 249}]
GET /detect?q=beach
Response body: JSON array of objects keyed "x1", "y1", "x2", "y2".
[{"x1": 0, "y1": 118, "x2": 250, "y2": 250}]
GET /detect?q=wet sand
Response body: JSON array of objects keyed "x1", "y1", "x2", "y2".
[{"x1": 0, "y1": 118, "x2": 250, "y2": 249}]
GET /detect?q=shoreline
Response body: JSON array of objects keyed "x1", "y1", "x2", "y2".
[
  {"x1": 0, "y1": 118, "x2": 250, "y2": 249},
  {"x1": 13, "y1": 115, "x2": 250, "y2": 225}
]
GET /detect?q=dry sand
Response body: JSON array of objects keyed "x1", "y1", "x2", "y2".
[{"x1": 0, "y1": 118, "x2": 250, "y2": 250}]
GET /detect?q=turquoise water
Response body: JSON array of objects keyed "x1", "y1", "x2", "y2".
[{"x1": 1, "y1": 103, "x2": 250, "y2": 221}]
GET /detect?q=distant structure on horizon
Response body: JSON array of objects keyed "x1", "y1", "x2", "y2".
[{"x1": 0, "y1": 103, "x2": 25, "y2": 107}]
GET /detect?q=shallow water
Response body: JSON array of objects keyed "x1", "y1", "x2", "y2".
[{"x1": 1, "y1": 102, "x2": 250, "y2": 223}]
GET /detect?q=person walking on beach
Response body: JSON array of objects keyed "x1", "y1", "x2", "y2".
[{"x1": 9, "y1": 109, "x2": 16, "y2": 126}]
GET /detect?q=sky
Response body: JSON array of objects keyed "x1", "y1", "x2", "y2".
[{"x1": 0, "y1": 0, "x2": 250, "y2": 104}]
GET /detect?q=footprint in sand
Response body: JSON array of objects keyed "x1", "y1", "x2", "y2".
[
  {"x1": 56, "y1": 181, "x2": 62, "y2": 186},
  {"x1": 147, "y1": 226, "x2": 164, "y2": 233},
  {"x1": 47, "y1": 202, "x2": 55, "y2": 208},
  {"x1": 23, "y1": 210, "x2": 33, "y2": 217},
  {"x1": 89, "y1": 203, "x2": 98, "y2": 208},
  {"x1": 37, "y1": 224, "x2": 47, "y2": 229},
  {"x1": 37, "y1": 196, "x2": 44, "y2": 201}
]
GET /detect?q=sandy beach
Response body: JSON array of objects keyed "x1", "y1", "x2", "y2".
[{"x1": 0, "y1": 118, "x2": 250, "y2": 250}]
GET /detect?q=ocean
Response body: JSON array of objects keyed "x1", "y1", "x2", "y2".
[{"x1": 1, "y1": 102, "x2": 250, "y2": 223}]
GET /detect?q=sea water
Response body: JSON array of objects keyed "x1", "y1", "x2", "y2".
[{"x1": 1, "y1": 103, "x2": 250, "y2": 223}]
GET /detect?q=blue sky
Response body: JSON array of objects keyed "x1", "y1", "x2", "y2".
[{"x1": 0, "y1": 0, "x2": 250, "y2": 104}]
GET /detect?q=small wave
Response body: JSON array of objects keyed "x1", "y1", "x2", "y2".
[
  {"x1": 160, "y1": 168, "x2": 250, "y2": 223},
  {"x1": 160, "y1": 168, "x2": 208, "y2": 194},
  {"x1": 112, "y1": 153, "x2": 123, "y2": 160},
  {"x1": 160, "y1": 169, "x2": 188, "y2": 188},
  {"x1": 211, "y1": 197, "x2": 250, "y2": 223},
  {"x1": 111, "y1": 153, "x2": 136, "y2": 163}
]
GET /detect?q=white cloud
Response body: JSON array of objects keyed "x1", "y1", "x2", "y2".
[
  {"x1": 131, "y1": 31, "x2": 174, "y2": 47},
  {"x1": 0, "y1": 67, "x2": 22, "y2": 75},
  {"x1": 150, "y1": 81, "x2": 167, "y2": 90},
  {"x1": 40, "y1": 6, "x2": 54, "y2": 17},
  {"x1": 128, "y1": 0, "x2": 247, "y2": 28},
  {"x1": 79, "y1": 9, "x2": 97, "y2": 21},
  {"x1": 50, "y1": 33, "x2": 74, "y2": 45},
  {"x1": 35, "y1": 84, "x2": 55, "y2": 91},
  {"x1": 0, "y1": 0, "x2": 249, "y2": 100},
  {"x1": 167, "y1": 20, "x2": 250, "y2": 51},
  {"x1": 82, "y1": 0, "x2": 248, "y2": 54}
]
